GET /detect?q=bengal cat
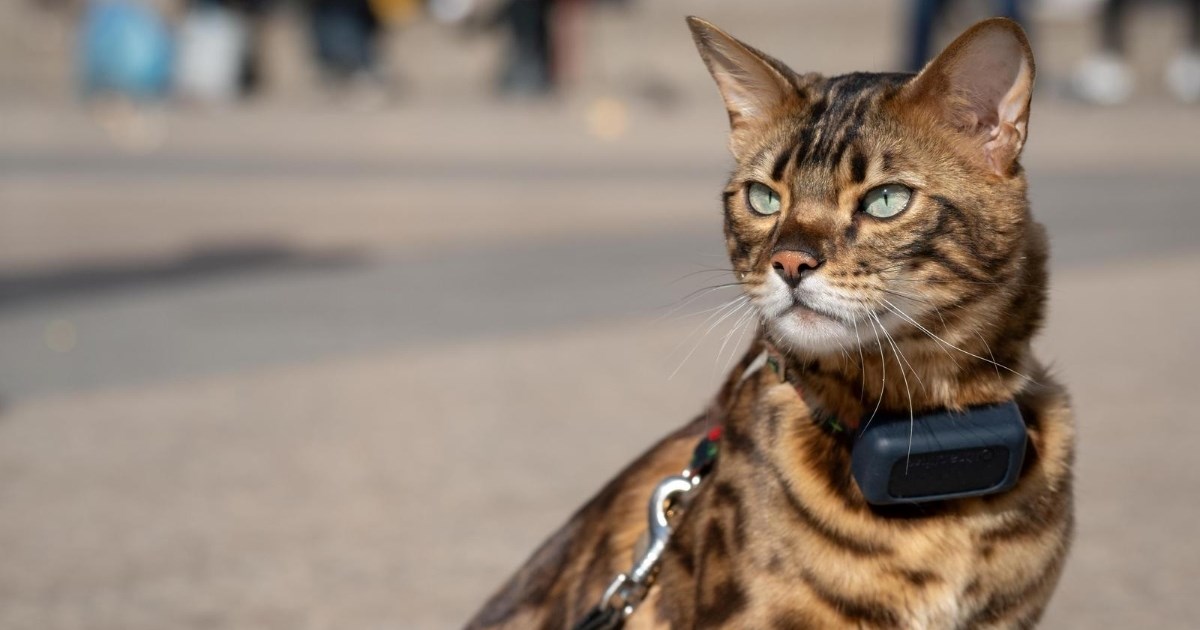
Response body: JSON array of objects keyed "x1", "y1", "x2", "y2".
[{"x1": 467, "y1": 16, "x2": 1074, "y2": 629}]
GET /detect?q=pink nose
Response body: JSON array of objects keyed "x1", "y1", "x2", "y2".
[{"x1": 770, "y1": 250, "x2": 822, "y2": 287}]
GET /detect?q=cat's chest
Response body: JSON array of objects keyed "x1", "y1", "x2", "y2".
[
  {"x1": 650, "y1": 512, "x2": 991, "y2": 629},
  {"x1": 647, "y1": 366, "x2": 1004, "y2": 628}
]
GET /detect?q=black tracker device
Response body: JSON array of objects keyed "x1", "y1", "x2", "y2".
[{"x1": 850, "y1": 401, "x2": 1027, "y2": 505}]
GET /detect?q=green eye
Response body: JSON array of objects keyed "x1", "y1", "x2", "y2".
[
  {"x1": 747, "y1": 182, "x2": 781, "y2": 215},
  {"x1": 861, "y1": 184, "x2": 912, "y2": 218}
]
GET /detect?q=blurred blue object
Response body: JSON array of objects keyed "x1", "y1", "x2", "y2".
[{"x1": 79, "y1": 0, "x2": 174, "y2": 99}]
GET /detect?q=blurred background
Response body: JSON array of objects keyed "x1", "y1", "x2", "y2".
[{"x1": 1, "y1": 0, "x2": 1198, "y2": 628}]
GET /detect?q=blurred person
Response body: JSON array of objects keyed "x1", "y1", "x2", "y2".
[
  {"x1": 497, "y1": 0, "x2": 605, "y2": 96},
  {"x1": 176, "y1": 0, "x2": 255, "y2": 102},
  {"x1": 228, "y1": 0, "x2": 274, "y2": 95},
  {"x1": 907, "y1": 0, "x2": 1027, "y2": 71},
  {"x1": 308, "y1": 0, "x2": 382, "y2": 83},
  {"x1": 462, "y1": 0, "x2": 555, "y2": 94},
  {"x1": 78, "y1": 0, "x2": 174, "y2": 99},
  {"x1": 463, "y1": 0, "x2": 631, "y2": 97},
  {"x1": 498, "y1": 0, "x2": 555, "y2": 94},
  {"x1": 1071, "y1": 0, "x2": 1200, "y2": 104}
]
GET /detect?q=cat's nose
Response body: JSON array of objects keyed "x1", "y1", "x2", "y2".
[{"x1": 770, "y1": 250, "x2": 822, "y2": 288}]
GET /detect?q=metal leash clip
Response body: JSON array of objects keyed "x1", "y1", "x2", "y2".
[{"x1": 574, "y1": 474, "x2": 697, "y2": 630}]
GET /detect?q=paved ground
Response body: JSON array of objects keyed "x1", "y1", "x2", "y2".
[{"x1": 2, "y1": 1, "x2": 1200, "y2": 629}]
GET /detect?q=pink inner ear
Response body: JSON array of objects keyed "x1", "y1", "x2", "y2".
[
  {"x1": 700, "y1": 37, "x2": 792, "y2": 123},
  {"x1": 946, "y1": 29, "x2": 1028, "y2": 131}
]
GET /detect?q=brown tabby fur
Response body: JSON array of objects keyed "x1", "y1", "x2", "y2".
[{"x1": 467, "y1": 16, "x2": 1074, "y2": 630}]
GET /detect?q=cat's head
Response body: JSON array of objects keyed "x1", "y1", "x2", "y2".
[{"x1": 689, "y1": 17, "x2": 1042, "y2": 363}]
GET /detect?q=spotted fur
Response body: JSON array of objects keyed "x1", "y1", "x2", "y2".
[{"x1": 468, "y1": 16, "x2": 1074, "y2": 629}]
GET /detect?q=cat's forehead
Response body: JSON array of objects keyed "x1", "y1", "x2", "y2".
[
  {"x1": 739, "y1": 71, "x2": 916, "y2": 188},
  {"x1": 794, "y1": 71, "x2": 914, "y2": 143},
  {"x1": 813, "y1": 71, "x2": 914, "y2": 100}
]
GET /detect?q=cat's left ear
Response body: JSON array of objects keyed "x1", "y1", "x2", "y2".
[
  {"x1": 687, "y1": 16, "x2": 801, "y2": 159},
  {"x1": 904, "y1": 18, "x2": 1035, "y2": 176}
]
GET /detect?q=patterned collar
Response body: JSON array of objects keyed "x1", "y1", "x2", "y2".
[{"x1": 743, "y1": 342, "x2": 852, "y2": 436}]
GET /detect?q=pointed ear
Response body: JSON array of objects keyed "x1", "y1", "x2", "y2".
[
  {"x1": 904, "y1": 18, "x2": 1035, "y2": 175},
  {"x1": 687, "y1": 16, "x2": 800, "y2": 157}
]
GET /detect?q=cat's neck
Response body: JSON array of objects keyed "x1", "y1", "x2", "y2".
[{"x1": 771, "y1": 329, "x2": 1032, "y2": 431}]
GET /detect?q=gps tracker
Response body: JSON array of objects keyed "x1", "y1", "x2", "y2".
[{"x1": 850, "y1": 401, "x2": 1027, "y2": 505}]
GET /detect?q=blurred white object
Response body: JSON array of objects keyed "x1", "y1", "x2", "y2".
[
  {"x1": 429, "y1": 0, "x2": 474, "y2": 24},
  {"x1": 1037, "y1": 0, "x2": 1105, "y2": 21},
  {"x1": 175, "y1": 6, "x2": 248, "y2": 103},
  {"x1": 1071, "y1": 53, "x2": 1135, "y2": 105},
  {"x1": 1166, "y1": 51, "x2": 1200, "y2": 104}
]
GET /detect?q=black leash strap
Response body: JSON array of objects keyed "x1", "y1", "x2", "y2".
[{"x1": 573, "y1": 605, "x2": 624, "y2": 630}]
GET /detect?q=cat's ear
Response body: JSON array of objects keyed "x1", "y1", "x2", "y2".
[
  {"x1": 904, "y1": 18, "x2": 1035, "y2": 176},
  {"x1": 687, "y1": 16, "x2": 800, "y2": 157}
]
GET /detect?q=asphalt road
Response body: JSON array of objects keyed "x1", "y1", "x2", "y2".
[{"x1": 2, "y1": 2, "x2": 1200, "y2": 628}]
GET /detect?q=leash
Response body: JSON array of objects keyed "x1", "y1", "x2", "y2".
[
  {"x1": 571, "y1": 344, "x2": 781, "y2": 630},
  {"x1": 572, "y1": 427, "x2": 722, "y2": 630}
]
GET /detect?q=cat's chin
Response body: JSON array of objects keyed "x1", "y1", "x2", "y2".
[{"x1": 766, "y1": 307, "x2": 859, "y2": 355}]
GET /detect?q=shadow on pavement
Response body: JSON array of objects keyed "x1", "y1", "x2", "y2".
[{"x1": 0, "y1": 243, "x2": 365, "y2": 310}]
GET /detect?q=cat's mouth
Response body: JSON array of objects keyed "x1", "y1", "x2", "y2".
[
  {"x1": 765, "y1": 303, "x2": 856, "y2": 354},
  {"x1": 757, "y1": 288, "x2": 866, "y2": 354},
  {"x1": 753, "y1": 276, "x2": 866, "y2": 352},
  {"x1": 783, "y1": 296, "x2": 845, "y2": 325}
]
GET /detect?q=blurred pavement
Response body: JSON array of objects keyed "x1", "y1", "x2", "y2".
[{"x1": 2, "y1": 1, "x2": 1200, "y2": 628}]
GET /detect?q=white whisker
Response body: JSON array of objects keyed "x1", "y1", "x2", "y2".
[
  {"x1": 715, "y1": 303, "x2": 755, "y2": 378},
  {"x1": 668, "y1": 295, "x2": 746, "y2": 362},
  {"x1": 851, "y1": 316, "x2": 867, "y2": 402},
  {"x1": 670, "y1": 295, "x2": 751, "y2": 380},
  {"x1": 974, "y1": 330, "x2": 1003, "y2": 381},
  {"x1": 880, "y1": 298, "x2": 1030, "y2": 381},
  {"x1": 875, "y1": 311, "x2": 915, "y2": 470},
  {"x1": 664, "y1": 296, "x2": 749, "y2": 323},
  {"x1": 723, "y1": 306, "x2": 759, "y2": 375},
  {"x1": 656, "y1": 282, "x2": 744, "y2": 322},
  {"x1": 877, "y1": 293, "x2": 960, "y2": 368},
  {"x1": 863, "y1": 313, "x2": 887, "y2": 433},
  {"x1": 878, "y1": 320, "x2": 926, "y2": 393}
]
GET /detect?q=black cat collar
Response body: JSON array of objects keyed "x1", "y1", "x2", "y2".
[
  {"x1": 757, "y1": 344, "x2": 1028, "y2": 506},
  {"x1": 850, "y1": 400, "x2": 1027, "y2": 505}
]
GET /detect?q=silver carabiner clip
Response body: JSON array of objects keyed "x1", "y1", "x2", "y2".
[
  {"x1": 627, "y1": 475, "x2": 695, "y2": 587},
  {"x1": 576, "y1": 474, "x2": 699, "y2": 630}
]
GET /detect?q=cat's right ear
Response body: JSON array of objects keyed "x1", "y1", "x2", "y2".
[
  {"x1": 903, "y1": 18, "x2": 1035, "y2": 176},
  {"x1": 687, "y1": 16, "x2": 799, "y2": 157}
]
